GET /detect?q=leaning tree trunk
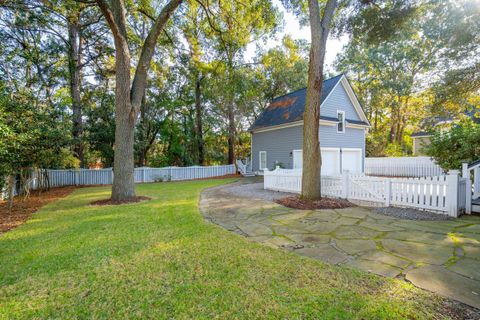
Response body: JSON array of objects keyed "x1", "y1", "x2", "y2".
[{"x1": 301, "y1": 0, "x2": 337, "y2": 200}]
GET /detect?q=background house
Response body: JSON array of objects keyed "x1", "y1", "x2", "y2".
[
  {"x1": 249, "y1": 74, "x2": 370, "y2": 175},
  {"x1": 411, "y1": 108, "x2": 480, "y2": 156}
]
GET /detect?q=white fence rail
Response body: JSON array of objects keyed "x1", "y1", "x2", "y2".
[
  {"x1": 365, "y1": 157, "x2": 444, "y2": 177},
  {"x1": 264, "y1": 168, "x2": 465, "y2": 217},
  {"x1": 3, "y1": 165, "x2": 235, "y2": 197}
]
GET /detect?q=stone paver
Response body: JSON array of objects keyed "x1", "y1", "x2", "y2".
[
  {"x1": 346, "y1": 259, "x2": 402, "y2": 278},
  {"x1": 295, "y1": 245, "x2": 350, "y2": 265},
  {"x1": 200, "y1": 181, "x2": 480, "y2": 309},
  {"x1": 406, "y1": 265, "x2": 480, "y2": 309},
  {"x1": 381, "y1": 239, "x2": 452, "y2": 265}
]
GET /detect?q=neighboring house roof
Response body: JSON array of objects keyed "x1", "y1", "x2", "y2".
[
  {"x1": 411, "y1": 107, "x2": 480, "y2": 138},
  {"x1": 249, "y1": 74, "x2": 369, "y2": 132}
]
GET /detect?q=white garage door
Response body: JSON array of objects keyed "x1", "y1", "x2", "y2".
[
  {"x1": 342, "y1": 149, "x2": 362, "y2": 173},
  {"x1": 291, "y1": 148, "x2": 342, "y2": 176},
  {"x1": 321, "y1": 148, "x2": 340, "y2": 176}
]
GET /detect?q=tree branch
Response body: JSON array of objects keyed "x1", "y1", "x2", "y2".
[{"x1": 130, "y1": 0, "x2": 183, "y2": 111}]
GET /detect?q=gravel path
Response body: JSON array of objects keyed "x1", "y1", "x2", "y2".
[{"x1": 373, "y1": 207, "x2": 455, "y2": 221}]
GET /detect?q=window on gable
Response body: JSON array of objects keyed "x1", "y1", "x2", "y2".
[
  {"x1": 259, "y1": 151, "x2": 267, "y2": 170},
  {"x1": 337, "y1": 111, "x2": 345, "y2": 133}
]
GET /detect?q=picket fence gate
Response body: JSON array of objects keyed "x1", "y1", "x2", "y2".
[
  {"x1": 264, "y1": 168, "x2": 466, "y2": 217},
  {"x1": 365, "y1": 156, "x2": 444, "y2": 177}
]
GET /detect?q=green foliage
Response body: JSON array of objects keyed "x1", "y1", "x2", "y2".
[
  {"x1": 84, "y1": 91, "x2": 116, "y2": 167},
  {"x1": 336, "y1": 0, "x2": 480, "y2": 157},
  {"x1": 1, "y1": 0, "x2": 478, "y2": 171},
  {"x1": 425, "y1": 121, "x2": 480, "y2": 170},
  {"x1": 384, "y1": 143, "x2": 405, "y2": 157}
]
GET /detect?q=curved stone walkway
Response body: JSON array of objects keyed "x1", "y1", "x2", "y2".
[{"x1": 200, "y1": 181, "x2": 480, "y2": 309}]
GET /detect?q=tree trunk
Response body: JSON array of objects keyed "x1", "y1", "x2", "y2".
[
  {"x1": 137, "y1": 97, "x2": 147, "y2": 167},
  {"x1": 227, "y1": 103, "x2": 235, "y2": 164},
  {"x1": 301, "y1": 0, "x2": 337, "y2": 200},
  {"x1": 194, "y1": 75, "x2": 204, "y2": 165},
  {"x1": 111, "y1": 38, "x2": 136, "y2": 201},
  {"x1": 68, "y1": 16, "x2": 85, "y2": 167},
  {"x1": 7, "y1": 175, "x2": 15, "y2": 211},
  {"x1": 96, "y1": 0, "x2": 183, "y2": 201}
]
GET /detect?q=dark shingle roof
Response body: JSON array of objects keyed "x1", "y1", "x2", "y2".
[{"x1": 249, "y1": 74, "x2": 367, "y2": 131}]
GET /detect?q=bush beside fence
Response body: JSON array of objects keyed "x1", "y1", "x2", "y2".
[
  {"x1": 264, "y1": 168, "x2": 466, "y2": 217},
  {"x1": 365, "y1": 156, "x2": 444, "y2": 177}
]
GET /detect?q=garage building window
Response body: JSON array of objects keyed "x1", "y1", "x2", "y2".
[
  {"x1": 337, "y1": 110, "x2": 345, "y2": 133},
  {"x1": 259, "y1": 151, "x2": 267, "y2": 170}
]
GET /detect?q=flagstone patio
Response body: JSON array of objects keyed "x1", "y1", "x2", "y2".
[{"x1": 200, "y1": 181, "x2": 480, "y2": 309}]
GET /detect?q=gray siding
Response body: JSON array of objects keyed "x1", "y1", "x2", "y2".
[
  {"x1": 251, "y1": 81, "x2": 366, "y2": 172},
  {"x1": 252, "y1": 125, "x2": 302, "y2": 171},
  {"x1": 251, "y1": 125, "x2": 365, "y2": 171},
  {"x1": 321, "y1": 81, "x2": 361, "y2": 121}
]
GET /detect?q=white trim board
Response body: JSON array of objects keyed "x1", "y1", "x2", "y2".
[
  {"x1": 336, "y1": 110, "x2": 345, "y2": 134},
  {"x1": 340, "y1": 76, "x2": 370, "y2": 124},
  {"x1": 259, "y1": 151, "x2": 267, "y2": 170},
  {"x1": 251, "y1": 119, "x2": 339, "y2": 133}
]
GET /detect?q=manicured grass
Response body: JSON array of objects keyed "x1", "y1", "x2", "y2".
[{"x1": 0, "y1": 180, "x2": 448, "y2": 319}]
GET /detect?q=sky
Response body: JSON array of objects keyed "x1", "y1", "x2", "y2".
[{"x1": 246, "y1": 0, "x2": 349, "y2": 69}]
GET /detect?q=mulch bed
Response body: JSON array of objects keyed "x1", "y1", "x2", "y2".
[
  {"x1": 90, "y1": 196, "x2": 151, "y2": 206},
  {"x1": 0, "y1": 186, "x2": 76, "y2": 234},
  {"x1": 276, "y1": 196, "x2": 355, "y2": 210}
]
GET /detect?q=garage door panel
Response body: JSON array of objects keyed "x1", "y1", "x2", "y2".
[
  {"x1": 342, "y1": 149, "x2": 362, "y2": 173},
  {"x1": 321, "y1": 148, "x2": 340, "y2": 176}
]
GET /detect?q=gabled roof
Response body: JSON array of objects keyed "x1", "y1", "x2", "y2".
[{"x1": 249, "y1": 74, "x2": 369, "y2": 131}]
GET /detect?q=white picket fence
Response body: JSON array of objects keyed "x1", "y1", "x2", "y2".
[
  {"x1": 264, "y1": 168, "x2": 466, "y2": 217},
  {"x1": 4, "y1": 165, "x2": 236, "y2": 196},
  {"x1": 365, "y1": 157, "x2": 444, "y2": 177},
  {"x1": 42, "y1": 165, "x2": 235, "y2": 187}
]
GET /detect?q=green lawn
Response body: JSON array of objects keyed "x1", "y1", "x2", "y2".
[{"x1": 0, "y1": 179, "x2": 450, "y2": 319}]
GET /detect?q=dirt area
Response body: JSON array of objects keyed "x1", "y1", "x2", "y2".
[
  {"x1": 0, "y1": 186, "x2": 76, "y2": 234},
  {"x1": 91, "y1": 196, "x2": 151, "y2": 206},
  {"x1": 275, "y1": 196, "x2": 355, "y2": 210}
]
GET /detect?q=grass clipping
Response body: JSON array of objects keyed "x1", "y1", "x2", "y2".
[{"x1": 275, "y1": 196, "x2": 354, "y2": 210}]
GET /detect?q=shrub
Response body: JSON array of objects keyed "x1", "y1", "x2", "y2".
[{"x1": 425, "y1": 121, "x2": 480, "y2": 170}]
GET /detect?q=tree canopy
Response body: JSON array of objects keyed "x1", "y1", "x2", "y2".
[{"x1": 0, "y1": 0, "x2": 478, "y2": 197}]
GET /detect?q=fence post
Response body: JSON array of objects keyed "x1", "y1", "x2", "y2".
[
  {"x1": 142, "y1": 167, "x2": 146, "y2": 183},
  {"x1": 474, "y1": 167, "x2": 480, "y2": 198},
  {"x1": 341, "y1": 171, "x2": 349, "y2": 199},
  {"x1": 462, "y1": 163, "x2": 472, "y2": 214},
  {"x1": 74, "y1": 170, "x2": 80, "y2": 186},
  {"x1": 111, "y1": 168, "x2": 114, "y2": 184},
  {"x1": 385, "y1": 179, "x2": 391, "y2": 207},
  {"x1": 446, "y1": 170, "x2": 460, "y2": 217}
]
